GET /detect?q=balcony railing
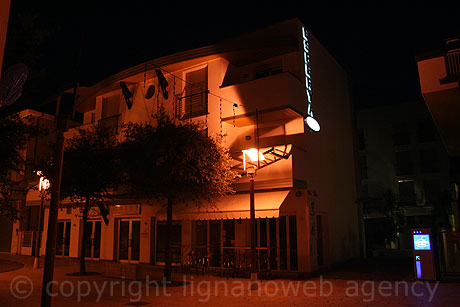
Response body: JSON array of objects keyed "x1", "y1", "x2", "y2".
[
  {"x1": 98, "y1": 114, "x2": 121, "y2": 134},
  {"x1": 441, "y1": 38, "x2": 460, "y2": 84}
]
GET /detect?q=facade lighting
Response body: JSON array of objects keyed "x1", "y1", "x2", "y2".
[{"x1": 242, "y1": 148, "x2": 265, "y2": 171}]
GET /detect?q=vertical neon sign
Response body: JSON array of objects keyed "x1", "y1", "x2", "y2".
[{"x1": 302, "y1": 26, "x2": 320, "y2": 132}]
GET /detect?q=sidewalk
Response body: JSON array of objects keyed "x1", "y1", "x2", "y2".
[{"x1": 0, "y1": 252, "x2": 459, "y2": 306}]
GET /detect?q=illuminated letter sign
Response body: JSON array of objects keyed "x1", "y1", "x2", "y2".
[{"x1": 302, "y1": 26, "x2": 320, "y2": 132}]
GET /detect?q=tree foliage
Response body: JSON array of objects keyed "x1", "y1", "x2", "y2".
[
  {"x1": 0, "y1": 113, "x2": 38, "y2": 219},
  {"x1": 120, "y1": 113, "x2": 236, "y2": 204},
  {"x1": 62, "y1": 124, "x2": 120, "y2": 200}
]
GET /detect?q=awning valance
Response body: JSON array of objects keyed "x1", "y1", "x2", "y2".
[{"x1": 155, "y1": 190, "x2": 290, "y2": 220}]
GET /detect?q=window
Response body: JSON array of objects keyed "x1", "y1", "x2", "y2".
[
  {"x1": 100, "y1": 95, "x2": 121, "y2": 133},
  {"x1": 360, "y1": 183, "x2": 369, "y2": 198},
  {"x1": 420, "y1": 148, "x2": 440, "y2": 173},
  {"x1": 289, "y1": 216, "x2": 298, "y2": 271},
  {"x1": 423, "y1": 179, "x2": 440, "y2": 204},
  {"x1": 392, "y1": 122, "x2": 410, "y2": 146},
  {"x1": 156, "y1": 221, "x2": 182, "y2": 263},
  {"x1": 357, "y1": 129, "x2": 366, "y2": 150},
  {"x1": 192, "y1": 220, "x2": 207, "y2": 247},
  {"x1": 417, "y1": 120, "x2": 437, "y2": 143},
  {"x1": 395, "y1": 151, "x2": 413, "y2": 175},
  {"x1": 360, "y1": 156, "x2": 368, "y2": 179},
  {"x1": 177, "y1": 67, "x2": 208, "y2": 120},
  {"x1": 223, "y1": 219, "x2": 235, "y2": 247},
  {"x1": 269, "y1": 218, "x2": 277, "y2": 270},
  {"x1": 399, "y1": 180, "x2": 415, "y2": 205},
  {"x1": 279, "y1": 216, "x2": 287, "y2": 270}
]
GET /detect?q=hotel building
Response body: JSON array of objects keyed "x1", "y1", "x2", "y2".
[{"x1": 10, "y1": 18, "x2": 360, "y2": 277}]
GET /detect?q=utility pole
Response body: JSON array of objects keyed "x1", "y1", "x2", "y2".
[
  {"x1": 40, "y1": 111, "x2": 65, "y2": 307},
  {"x1": 248, "y1": 166, "x2": 258, "y2": 290}
]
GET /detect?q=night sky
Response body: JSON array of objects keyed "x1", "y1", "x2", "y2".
[{"x1": 5, "y1": 2, "x2": 460, "y2": 110}]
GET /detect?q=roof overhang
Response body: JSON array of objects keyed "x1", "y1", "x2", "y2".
[{"x1": 155, "y1": 190, "x2": 290, "y2": 220}]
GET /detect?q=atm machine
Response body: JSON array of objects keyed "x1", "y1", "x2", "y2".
[{"x1": 411, "y1": 228, "x2": 436, "y2": 280}]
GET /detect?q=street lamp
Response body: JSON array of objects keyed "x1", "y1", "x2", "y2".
[
  {"x1": 33, "y1": 171, "x2": 50, "y2": 269},
  {"x1": 242, "y1": 148, "x2": 265, "y2": 290}
]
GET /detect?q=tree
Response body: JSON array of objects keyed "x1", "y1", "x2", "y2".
[
  {"x1": 120, "y1": 112, "x2": 236, "y2": 281},
  {"x1": 0, "y1": 113, "x2": 38, "y2": 219},
  {"x1": 60, "y1": 124, "x2": 119, "y2": 275}
]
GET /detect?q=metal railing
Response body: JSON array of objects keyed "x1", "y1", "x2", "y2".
[
  {"x1": 98, "y1": 114, "x2": 121, "y2": 134},
  {"x1": 444, "y1": 50, "x2": 460, "y2": 80}
]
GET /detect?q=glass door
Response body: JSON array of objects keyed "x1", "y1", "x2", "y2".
[
  {"x1": 56, "y1": 221, "x2": 71, "y2": 256},
  {"x1": 118, "y1": 219, "x2": 140, "y2": 263},
  {"x1": 84, "y1": 220, "x2": 101, "y2": 259}
]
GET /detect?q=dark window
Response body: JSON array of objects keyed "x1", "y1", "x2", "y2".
[
  {"x1": 360, "y1": 156, "x2": 368, "y2": 179},
  {"x1": 289, "y1": 216, "x2": 298, "y2": 271},
  {"x1": 223, "y1": 219, "x2": 235, "y2": 247},
  {"x1": 357, "y1": 129, "x2": 366, "y2": 150},
  {"x1": 417, "y1": 120, "x2": 437, "y2": 142},
  {"x1": 209, "y1": 220, "x2": 221, "y2": 267},
  {"x1": 177, "y1": 67, "x2": 208, "y2": 120},
  {"x1": 360, "y1": 183, "x2": 369, "y2": 198},
  {"x1": 279, "y1": 216, "x2": 287, "y2": 270},
  {"x1": 156, "y1": 221, "x2": 181, "y2": 263},
  {"x1": 100, "y1": 95, "x2": 121, "y2": 134},
  {"x1": 423, "y1": 179, "x2": 441, "y2": 204},
  {"x1": 399, "y1": 181, "x2": 416, "y2": 205},
  {"x1": 420, "y1": 148, "x2": 440, "y2": 173},
  {"x1": 259, "y1": 218, "x2": 267, "y2": 247},
  {"x1": 193, "y1": 220, "x2": 207, "y2": 247},
  {"x1": 317, "y1": 215, "x2": 324, "y2": 266},
  {"x1": 392, "y1": 122, "x2": 410, "y2": 146},
  {"x1": 395, "y1": 151, "x2": 413, "y2": 175},
  {"x1": 269, "y1": 218, "x2": 277, "y2": 270}
]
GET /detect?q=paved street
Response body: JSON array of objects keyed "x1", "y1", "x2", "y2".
[{"x1": 0, "y1": 252, "x2": 459, "y2": 306}]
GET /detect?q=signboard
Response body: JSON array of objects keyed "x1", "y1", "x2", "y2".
[
  {"x1": 411, "y1": 228, "x2": 436, "y2": 280},
  {"x1": 301, "y1": 25, "x2": 320, "y2": 132},
  {"x1": 413, "y1": 234, "x2": 431, "y2": 250}
]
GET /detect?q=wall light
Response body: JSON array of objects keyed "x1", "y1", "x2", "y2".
[{"x1": 242, "y1": 148, "x2": 265, "y2": 170}]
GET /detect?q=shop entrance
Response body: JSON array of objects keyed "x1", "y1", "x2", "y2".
[
  {"x1": 118, "y1": 219, "x2": 140, "y2": 263},
  {"x1": 83, "y1": 220, "x2": 101, "y2": 259},
  {"x1": 56, "y1": 220, "x2": 71, "y2": 256}
]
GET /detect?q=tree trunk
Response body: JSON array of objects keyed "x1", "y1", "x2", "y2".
[
  {"x1": 79, "y1": 198, "x2": 89, "y2": 275},
  {"x1": 163, "y1": 198, "x2": 173, "y2": 282}
]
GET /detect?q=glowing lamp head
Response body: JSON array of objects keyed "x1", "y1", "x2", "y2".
[
  {"x1": 242, "y1": 148, "x2": 265, "y2": 171},
  {"x1": 305, "y1": 116, "x2": 320, "y2": 132},
  {"x1": 39, "y1": 177, "x2": 50, "y2": 191},
  {"x1": 242, "y1": 148, "x2": 265, "y2": 162}
]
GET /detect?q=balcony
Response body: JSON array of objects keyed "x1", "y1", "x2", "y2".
[{"x1": 220, "y1": 72, "x2": 307, "y2": 123}]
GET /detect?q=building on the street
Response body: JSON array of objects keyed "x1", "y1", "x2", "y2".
[
  {"x1": 415, "y1": 36, "x2": 460, "y2": 277},
  {"x1": 356, "y1": 100, "x2": 455, "y2": 255},
  {"x1": 10, "y1": 18, "x2": 360, "y2": 276}
]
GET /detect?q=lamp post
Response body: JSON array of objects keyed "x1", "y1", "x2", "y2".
[
  {"x1": 33, "y1": 172, "x2": 49, "y2": 269},
  {"x1": 242, "y1": 148, "x2": 265, "y2": 290}
]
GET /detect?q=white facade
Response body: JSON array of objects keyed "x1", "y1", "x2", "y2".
[{"x1": 12, "y1": 18, "x2": 360, "y2": 274}]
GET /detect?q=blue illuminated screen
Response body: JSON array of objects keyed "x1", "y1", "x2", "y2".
[{"x1": 413, "y1": 234, "x2": 431, "y2": 250}]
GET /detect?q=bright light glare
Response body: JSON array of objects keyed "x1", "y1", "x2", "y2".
[
  {"x1": 305, "y1": 116, "x2": 320, "y2": 132},
  {"x1": 39, "y1": 177, "x2": 50, "y2": 191},
  {"x1": 243, "y1": 148, "x2": 265, "y2": 162}
]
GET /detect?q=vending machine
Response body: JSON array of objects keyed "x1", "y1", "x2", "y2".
[{"x1": 411, "y1": 228, "x2": 436, "y2": 280}]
